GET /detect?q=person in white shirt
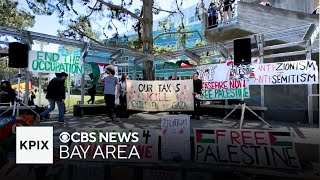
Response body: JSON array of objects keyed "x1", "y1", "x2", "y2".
[{"x1": 260, "y1": 0, "x2": 271, "y2": 6}]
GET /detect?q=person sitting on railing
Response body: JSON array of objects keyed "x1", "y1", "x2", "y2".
[
  {"x1": 223, "y1": 0, "x2": 235, "y2": 24},
  {"x1": 208, "y1": 2, "x2": 219, "y2": 28},
  {"x1": 260, "y1": 0, "x2": 272, "y2": 7}
]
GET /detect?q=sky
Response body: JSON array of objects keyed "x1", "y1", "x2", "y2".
[{"x1": 20, "y1": 0, "x2": 200, "y2": 52}]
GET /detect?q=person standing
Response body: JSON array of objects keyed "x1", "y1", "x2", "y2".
[
  {"x1": 119, "y1": 74, "x2": 129, "y2": 118},
  {"x1": 0, "y1": 81, "x2": 16, "y2": 105},
  {"x1": 40, "y1": 72, "x2": 68, "y2": 123},
  {"x1": 29, "y1": 91, "x2": 36, "y2": 105},
  {"x1": 223, "y1": 0, "x2": 235, "y2": 24},
  {"x1": 208, "y1": 2, "x2": 219, "y2": 28},
  {"x1": 191, "y1": 71, "x2": 202, "y2": 120},
  {"x1": 99, "y1": 65, "x2": 120, "y2": 122},
  {"x1": 87, "y1": 85, "x2": 96, "y2": 104}
]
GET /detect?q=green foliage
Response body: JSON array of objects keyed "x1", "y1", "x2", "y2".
[
  {"x1": 0, "y1": 0, "x2": 35, "y2": 29},
  {"x1": 0, "y1": 57, "x2": 19, "y2": 81},
  {"x1": 153, "y1": 45, "x2": 175, "y2": 55}
]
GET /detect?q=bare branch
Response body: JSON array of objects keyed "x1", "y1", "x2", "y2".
[
  {"x1": 97, "y1": 0, "x2": 143, "y2": 22},
  {"x1": 152, "y1": 7, "x2": 177, "y2": 14}
]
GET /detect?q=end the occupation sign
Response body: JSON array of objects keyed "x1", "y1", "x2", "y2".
[
  {"x1": 194, "y1": 128, "x2": 301, "y2": 169},
  {"x1": 28, "y1": 50, "x2": 83, "y2": 75}
]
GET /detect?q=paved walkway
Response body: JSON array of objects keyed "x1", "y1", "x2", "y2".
[{"x1": 39, "y1": 112, "x2": 320, "y2": 145}]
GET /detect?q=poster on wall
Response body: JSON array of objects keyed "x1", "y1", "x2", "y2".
[
  {"x1": 126, "y1": 80, "x2": 194, "y2": 111},
  {"x1": 28, "y1": 50, "x2": 83, "y2": 75},
  {"x1": 194, "y1": 128, "x2": 301, "y2": 169},
  {"x1": 161, "y1": 115, "x2": 190, "y2": 161}
]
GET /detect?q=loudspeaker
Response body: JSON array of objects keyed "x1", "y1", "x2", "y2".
[
  {"x1": 234, "y1": 38, "x2": 251, "y2": 65},
  {"x1": 8, "y1": 42, "x2": 29, "y2": 68}
]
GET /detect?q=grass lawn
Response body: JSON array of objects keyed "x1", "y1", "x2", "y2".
[{"x1": 64, "y1": 95, "x2": 105, "y2": 114}]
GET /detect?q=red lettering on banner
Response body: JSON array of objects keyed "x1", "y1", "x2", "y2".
[
  {"x1": 146, "y1": 145, "x2": 152, "y2": 158},
  {"x1": 254, "y1": 131, "x2": 267, "y2": 145},
  {"x1": 230, "y1": 131, "x2": 240, "y2": 145},
  {"x1": 216, "y1": 129, "x2": 226, "y2": 144},
  {"x1": 147, "y1": 93, "x2": 153, "y2": 101},
  {"x1": 241, "y1": 131, "x2": 253, "y2": 145}
]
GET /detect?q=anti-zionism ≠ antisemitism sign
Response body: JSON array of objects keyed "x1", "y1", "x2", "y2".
[
  {"x1": 126, "y1": 80, "x2": 194, "y2": 111},
  {"x1": 194, "y1": 128, "x2": 300, "y2": 169},
  {"x1": 28, "y1": 50, "x2": 83, "y2": 75}
]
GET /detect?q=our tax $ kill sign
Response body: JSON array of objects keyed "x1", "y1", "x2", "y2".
[
  {"x1": 194, "y1": 128, "x2": 300, "y2": 169},
  {"x1": 201, "y1": 79, "x2": 250, "y2": 100},
  {"x1": 28, "y1": 50, "x2": 83, "y2": 75}
]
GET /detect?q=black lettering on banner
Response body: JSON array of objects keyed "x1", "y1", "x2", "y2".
[
  {"x1": 276, "y1": 63, "x2": 282, "y2": 71},
  {"x1": 241, "y1": 145, "x2": 254, "y2": 165},
  {"x1": 216, "y1": 146, "x2": 228, "y2": 163},
  {"x1": 251, "y1": 146, "x2": 261, "y2": 165},
  {"x1": 143, "y1": 130, "x2": 151, "y2": 144},
  {"x1": 308, "y1": 74, "x2": 316, "y2": 82},
  {"x1": 175, "y1": 84, "x2": 181, "y2": 92},
  {"x1": 271, "y1": 147, "x2": 289, "y2": 168},
  {"x1": 196, "y1": 145, "x2": 204, "y2": 161},
  {"x1": 272, "y1": 75, "x2": 277, "y2": 84},
  {"x1": 285, "y1": 147, "x2": 299, "y2": 168},
  {"x1": 300, "y1": 74, "x2": 307, "y2": 82},
  {"x1": 307, "y1": 61, "x2": 316, "y2": 71},
  {"x1": 227, "y1": 145, "x2": 240, "y2": 164},
  {"x1": 138, "y1": 84, "x2": 144, "y2": 92},
  {"x1": 299, "y1": 61, "x2": 306, "y2": 70},
  {"x1": 204, "y1": 146, "x2": 218, "y2": 162},
  {"x1": 264, "y1": 146, "x2": 271, "y2": 166}
]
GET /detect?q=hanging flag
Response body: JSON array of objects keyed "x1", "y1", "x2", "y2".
[{"x1": 269, "y1": 132, "x2": 293, "y2": 147}]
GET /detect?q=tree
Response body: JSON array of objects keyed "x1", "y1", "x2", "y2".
[
  {"x1": 26, "y1": 0, "x2": 203, "y2": 80},
  {"x1": 0, "y1": 0, "x2": 35, "y2": 29}
]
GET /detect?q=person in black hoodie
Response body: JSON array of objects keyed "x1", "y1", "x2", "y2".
[
  {"x1": 40, "y1": 72, "x2": 68, "y2": 123},
  {"x1": 0, "y1": 81, "x2": 16, "y2": 105}
]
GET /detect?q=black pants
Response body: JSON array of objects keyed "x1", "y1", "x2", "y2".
[
  {"x1": 104, "y1": 94, "x2": 117, "y2": 120},
  {"x1": 192, "y1": 97, "x2": 201, "y2": 118},
  {"x1": 88, "y1": 95, "x2": 95, "y2": 104},
  {"x1": 119, "y1": 95, "x2": 126, "y2": 107},
  {"x1": 208, "y1": 15, "x2": 218, "y2": 28}
]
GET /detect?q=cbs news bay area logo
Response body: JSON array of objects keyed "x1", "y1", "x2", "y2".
[{"x1": 16, "y1": 127, "x2": 141, "y2": 164}]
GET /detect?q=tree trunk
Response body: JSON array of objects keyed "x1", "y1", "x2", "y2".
[{"x1": 142, "y1": 0, "x2": 154, "y2": 80}]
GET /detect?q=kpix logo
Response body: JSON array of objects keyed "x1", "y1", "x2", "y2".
[{"x1": 16, "y1": 126, "x2": 53, "y2": 164}]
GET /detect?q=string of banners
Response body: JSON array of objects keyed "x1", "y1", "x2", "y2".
[{"x1": 197, "y1": 58, "x2": 319, "y2": 100}]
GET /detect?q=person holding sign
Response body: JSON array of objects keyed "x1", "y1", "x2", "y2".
[
  {"x1": 191, "y1": 71, "x2": 202, "y2": 120},
  {"x1": 99, "y1": 65, "x2": 120, "y2": 122},
  {"x1": 40, "y1": 72, "x2": 68, "y2": 123}
]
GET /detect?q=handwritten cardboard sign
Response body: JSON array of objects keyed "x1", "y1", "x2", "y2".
[
  {"x1": 194, "y1": 128, "x2": 301, "y2": 169},
  {"x1": 126, "y1": 80, "x2": 194, "y2": 111},
  {"x1": 201, "y1": 79, "x2": 250, "y2": 100},
  {"x1": 69, "y1": 129, "x2": 158, "y2": 162},
  {"x1": 161, "y1": 115, "x2": 190, "y2": 161}
]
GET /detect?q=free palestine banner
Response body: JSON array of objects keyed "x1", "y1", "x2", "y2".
[
  {"x1": 194, "y1": 128, "x2": 301, "y2": 169},
  {"x1": 28, "y1": 50, "x2": 83, "y2": 75},
  {"x1": 126, "y1": 80, "x2": 194, "y2": 111}
]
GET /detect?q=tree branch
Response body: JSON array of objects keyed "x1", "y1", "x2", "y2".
[
  {"x1": 97, "y1": 0, "x2": 143, "y2": 22},
  {"x1": 152, "y1": 7, "x2": 177, "y2": 14}
]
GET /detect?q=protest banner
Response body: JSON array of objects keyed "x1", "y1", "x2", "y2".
[
  {"x1": 201, "y1": 79, "x2": 250, "y2": 100},
  {"x1": 249, "y1": 60, "x2": 319, "y2": 85},
  {"x1": 126, "y1": 80, "x2": 194, "y2": 111},
  {"x1": 194, "y1": 128, "x2": 301, "y2": 169},
  {"x1": 68, "y1": 129, "x2": 158, "y2": 162},
  {"x1": 28, "y1": 50, "x2": 83, "y2": 75},
  {"x1": 161, "y1": 115, "x2": 190, "y2": 161}
]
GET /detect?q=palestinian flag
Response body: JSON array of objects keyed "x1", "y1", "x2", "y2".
[
  {"x1": 269, "y1": 132, "x2": 293, "y2": 147},
  {"x1": 195, "y1": 130, "x2": 215, "y2": 143}
]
